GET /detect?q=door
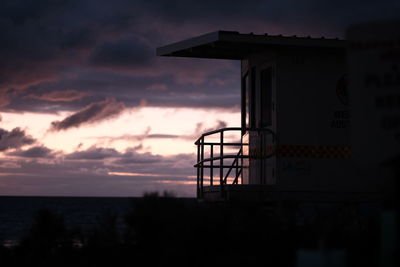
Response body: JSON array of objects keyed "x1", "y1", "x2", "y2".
[
  {"x1": 241, "y1": 70, "x2": 250, "y2": 184},
  {"x1": 258, "y1": 63, "x2": 276, "y2": 185},
  {"x1": 241, "y1": 60, "x2": 276, "y2": 185}
]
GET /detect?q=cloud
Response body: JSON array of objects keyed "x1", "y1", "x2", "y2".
[
  {"x1": 0, "y1": 128, "x2": 36, "y2": 152},
  {"x1": 0, "y1": 0, "x2": 394, "y2": 112},
  {"x1": 93, "y1": 119, "x2": 231, "y2": 145},
  {"x1": 0, "y1": 1, "x2": 93, "y2": 103},
  {"x1": 146, "y1": 83, "x2": 168, "y2": 91},
  {"x1": 113, "y1": 150, "x2": 163, "y2": 164},
  {"x1": 66, "y1": 147, "x2": 120, "y2": 160},
  {"x1": 65, "y1": 145, "x2": 163, "y2": 164},
  {"x1": 8, "y1": 145, "x2": 54, "y2": 158},
  {"x1": 0, "y1": 0, "x2": 398, "y2": 112},
  {"x1": 63, "y1": 145, "x2": 195, "y2": 175},
  {"x1": 147, "y1": 134, "x2": 180, "y2": 139},
  {"x1": 95, "y1": 132, "x2": 180, "y2": 143},
  {"x1": 27, "y1": 90, "x2": 89, "y2": 102},
  {"x1": 194, "y1": 120, "x2": 228, "y2": 135},
  {"x1": 50, "y1": 97, "x2": 125, "y2": 131},
  {"x1": 90, "y1": 37, "x2": 153, "y2": 68},
  {"x1": 0, "y1": 142, "x2": 197, "y2": 196}
]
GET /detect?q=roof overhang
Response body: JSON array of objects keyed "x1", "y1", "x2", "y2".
[{"x1": 157, "y1": 31, "x2": 346, "y2": 60}]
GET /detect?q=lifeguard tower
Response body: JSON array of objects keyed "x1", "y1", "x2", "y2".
[{"x1": 157, "y1": 31, "x2": 383, "y2": 202}]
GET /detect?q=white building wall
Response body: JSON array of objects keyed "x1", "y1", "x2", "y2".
[{"x1": 274, "y1": 48, "x2": 365, "y2": 192}]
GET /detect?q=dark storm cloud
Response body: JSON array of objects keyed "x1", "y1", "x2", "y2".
[
  {"x1": 0, "y1": 0, "x2": 398, "y2": 112},
  {"x1": 0, "y1": 128, "x2": 36, "y2": 151},
  {"x1": 0, "y1": 0, "x2": 143, "y2": 108},
  {"x1": 90, "y1": 37, "x2": 153, "y2": 68},
  {"x1": 4, "y1": 59, "x2": 240, "y2": 112},
  {"x1": 149, "y1": 93, "x2": 240, "y2": 109},
  {"x1": 66, "y1": 147, "x2": 120, "y2": 160},
  {"x1": 64, "y1": 144, "x2": 161, "y2": 167},
  {"x1": 114, "y1": 150, "x2": 163, "y2": 164},
  {"x1": 66, "y1": 145, "x2": 163, "y2": 164},
  {"x1": 64, "y1": 145, "x2": 191, "y2": 168},
  {"x1": 50, "y1": 97, "x2": 125, "y2": 131},
  {"x1": 0, "y1": 0, "x2": 97, "y2": 105},
  {"x1": 27, "y1": 90, "x2": 89, "y2": 102},
  {"x1": 8, "y1": 146, "x2": 54, "y2": 158},
  {"x1": 142, "y1": 0, "x2": 400, "y2": 36}
]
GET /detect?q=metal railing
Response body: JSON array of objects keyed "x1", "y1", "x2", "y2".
[{"x1": 194, "y1": 127, "x2": 275, "y2": 199}]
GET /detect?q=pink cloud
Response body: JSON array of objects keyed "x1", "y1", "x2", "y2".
[{"x1": 50, "y1": 98, "x2": 125, "y2": 131}]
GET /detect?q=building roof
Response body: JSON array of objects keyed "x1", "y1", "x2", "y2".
[{"x1": 157, "y1": 31, "x2": 346, "y2": 60}]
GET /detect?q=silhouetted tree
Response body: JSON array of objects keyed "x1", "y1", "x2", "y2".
[
  {"x1": 83, "y1": 209, "x2": 129, "y2": 267},
  {"x1": 13, "y1": 208, "x2": 80, "y2": 267}
]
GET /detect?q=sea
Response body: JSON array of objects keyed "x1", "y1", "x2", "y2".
[{"x1": 0, "y1": 196, "x2": 196, "y2": 245}]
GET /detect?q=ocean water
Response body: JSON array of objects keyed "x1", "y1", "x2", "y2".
[{"x1": 0, "y1": 196, "x2": 137, "y2": 242}]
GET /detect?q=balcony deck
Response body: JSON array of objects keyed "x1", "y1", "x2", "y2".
[
  {"x1": 194, "y1": 127, "x2": 276, "y2": 199},
  {"x1": 194, "y1": 127, "x2": 384, "y2": 203}
]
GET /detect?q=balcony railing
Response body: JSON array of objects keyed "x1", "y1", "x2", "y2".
[{"x1": 194, "y1": 127, "x2": 275, "y2": 199}]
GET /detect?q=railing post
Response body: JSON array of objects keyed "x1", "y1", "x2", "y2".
[
  {"x1": 240, "y1": 140, "x2": 243, "y2": 185},
  {"x1": 200, "y1": 136, "x2": 204, "y2": 198},
  {"x1": 220, "y1": 131, "x2": 224, "y2": 198},
  {"x1": 235, "y1": 151, "x2": 239, "y2": 184},
  {"x1": 197, "y1": 143, "x2": 200, "y2": 198},
  {"x1": 210, "y1": 144, "x2": 213, "y2": 186}
]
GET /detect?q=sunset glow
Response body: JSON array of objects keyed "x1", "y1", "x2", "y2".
[
  {"x1": 1, "y1": 107, "x2": 240, "y2": 155},
  {"x1": 108, "y1": 171, "x2": 197, "y2": 180},
  {"x1": 0, "y1": 0, "x2": 396, "y2": 197}
]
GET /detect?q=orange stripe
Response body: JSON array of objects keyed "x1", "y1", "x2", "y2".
[
  {"x1": 277, "y1": 145, "x2": 352, "y2": 158},
  {"x1": 249, "y1": 145, "x2": 352, "y2": 158}
]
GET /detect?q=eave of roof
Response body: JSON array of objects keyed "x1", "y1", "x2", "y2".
[{"x1": 156, "y1": 31, "x2": 346, "y2": 60}]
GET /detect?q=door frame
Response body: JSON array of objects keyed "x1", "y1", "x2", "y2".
[{"x1": 257, "y1": 60, "x2": 277, "y2": 184}]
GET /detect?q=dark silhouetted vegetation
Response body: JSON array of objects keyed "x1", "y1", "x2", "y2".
[{"x1": 0, "y1": 194, "x2": 390, "y2": 267}]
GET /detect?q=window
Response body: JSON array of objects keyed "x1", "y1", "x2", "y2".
[
  {"x1": 250, "y1": 67, "x2": 256, "y2": 128},
  {"x1": 241, "y1": 73, "x2": 249, "y2": 130},
  {"x1": 260, "y1": 67, "x2": 272, "y2": 127}
]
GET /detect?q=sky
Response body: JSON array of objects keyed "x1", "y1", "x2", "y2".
[{"x1": 0, "y1": 0, "x2": 399, "y2": 197}]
